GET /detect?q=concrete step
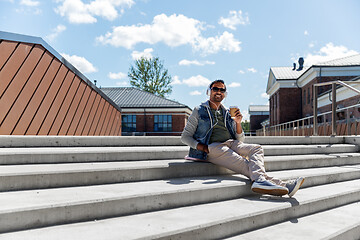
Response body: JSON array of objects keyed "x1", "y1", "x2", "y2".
[
  {"x1": 1, "y1": 179, "x2": 359, "y2": 239},
  {"x1": 263, "y1": 144, "x2": 359, "y2": 156},
  {"x1": 1, "y1": 154, "x2": 360, "y2": 191},
  {"x1": 245, "y1": 136, "x2": 345, "y2": 145},
  {"x1": 228, "y1": 202, "x2": 360, "y2": 240},
  {"x1": 0, "y1": 136, "x2": 346, "y2": 148},
  {"x1": 0, "y1": 144, "x2": 358, "y2": 164},
  {"x1": 265, "y1": 152, "x2": 360, "y2": 171},
  {"x1": 0, "y1": 136, "x2": 184, "y2": 148},
  {"x1": 0, "y1": 160, "x2": 232, "y2": 191},
  {"x1": 0, "y1": 165, "x2": 359, "y2": 233},
  {"x1": 0, "y1": 146, "x2": 189, "y2": 164}
]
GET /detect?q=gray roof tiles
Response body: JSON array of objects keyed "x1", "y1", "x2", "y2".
[
  {"x1": 271, "y1": 54, "x2": 360, "y2": 81},
  {"x1": 270, "y1": 66, "x2": 309, "y2": 80},
  {"x1": 314, "y1": 54, "x2": 360, "y2": 66},
  {"x1": 100, "y1": 87, "x2": 189, "y2": 108}
]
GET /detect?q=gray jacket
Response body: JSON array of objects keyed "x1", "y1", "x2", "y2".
[{"x1": 181, "y1": 101, "x2": 245, "y2": 160}]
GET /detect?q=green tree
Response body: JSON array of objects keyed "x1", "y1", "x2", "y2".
[
  {"x1": 241, "y1": 120, "x2": 250, "y2": 132},
  {"x1": 128, "y1": 57, "x2": 172, "y2": 97}
]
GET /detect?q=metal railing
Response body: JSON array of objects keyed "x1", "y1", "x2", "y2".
[
  {"x1": 313, "y1": 80, "x2": 360, "y2": 135},
  {"x1": 260, "y1": 80, "x2": 360, "y2": 136}
]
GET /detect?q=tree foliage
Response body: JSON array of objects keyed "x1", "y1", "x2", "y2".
[{"x1": 128, "y1": 57, "x2": 172, "y2": 97}]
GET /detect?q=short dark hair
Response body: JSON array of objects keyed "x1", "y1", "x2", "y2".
[{"x1": 209, "y1": 79, "x2": 226, "y2": 89}]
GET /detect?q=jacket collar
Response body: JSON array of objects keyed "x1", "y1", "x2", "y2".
[{"x1": 201, "y1": 100, "x2": 227, "y2": 112}]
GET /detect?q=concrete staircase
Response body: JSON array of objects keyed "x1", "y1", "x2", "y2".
[{"x1": 0, "y1": 135, "x2": 359, "y2": 239}]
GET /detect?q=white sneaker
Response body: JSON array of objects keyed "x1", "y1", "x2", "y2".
[
  {"x1": 286, "y1": 177, "x2": 305, "y2": 197},
  {"x1": 251, "y1": 180, "x2": 289, "y2": 196}
]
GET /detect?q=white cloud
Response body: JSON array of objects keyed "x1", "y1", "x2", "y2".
[
  {"x1": 268, "y1": 35, "x2": 272, "y2": 39},
  {"x1": 178, "y1": 59, "x2": 215, "y2": 66},
  {"x1": 97, "y1": 14, "x2": 241, "y2": 55},
  {"x1": 194, "y1": 31, "x2": 241, "y2": 55},
  {"x1": 304, "y1": 30, "x2": 309, "y2": 36},
  {"x1": 190, "y1": 90, "x2": 202, "y2": 96},
  {"x1": 309, "y1": 42, "x2": 315, "y2": 48},
  {"x1": 131, "y1": 48, "x2": 153, "y2": 60},
  {"x1": 261, "y1": 92, "x2": 269, "y2": 99},
  {"x1": 228, "y1": 82, "x2": 241, "y2": 88},
  {"x1": 238, "y1": 70, "x2": 245, "y2": 74},
  {"x1": 46, "y1": 24, "x2": 66, "y2": 42},
  {"x1": 171, "y1": 75, "x2": 182, "y2": 85},
  {"x1": 303, "y1": 42, "x2": 358, "y2": 66},
  {"x1": 61, "y1": 53, "x2": 97, "y2": 73},
  {"x1": 108, "y1": 72, "x2": 127, "y2": 80},
  {"x1": 116, "y1": 81, "x2": 129, "y2": 86},
  {"x1": 182, "y1": 75, "x2": 211, "y2": 87},
  {"x1": 248, "y1": 68, "x2": 257, "y2": 73},
  {"x1": 218, "y1": 10, "x2": 250, "y2": 30},
  {"x1": 20, "y1": 0, "x2": 39, "y2": 6},
  {"x1": 97, "y1": 14, "x2": 202, "y2": 48},
  {"x1": 55, "y1": 0, "x2": 134, "y2": 24},
  {"x1": 241, "y1": 110, "x2": 249, "y2": 121}
]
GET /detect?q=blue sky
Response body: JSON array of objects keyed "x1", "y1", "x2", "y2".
[{"x1": 1, "y1": 0, "x2": 360, "y2": 120}]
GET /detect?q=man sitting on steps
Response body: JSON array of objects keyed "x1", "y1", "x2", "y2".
[{"x1": 181, "y1": 79, "x2": 304, "y2": 197}]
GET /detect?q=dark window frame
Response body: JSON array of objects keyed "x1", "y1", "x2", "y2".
[
  {"x1": 154, "y1": 115, "x2": 172, "y2": 132},
  {"x1": 122, "y1": 115, "x2": 137, "y2": 132}
]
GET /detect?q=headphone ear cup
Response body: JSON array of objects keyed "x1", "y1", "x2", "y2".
[
  {"x1": 206, "y1": 88, "x2": 210, "y2": 96},
  {"x1": 224, "y1": 92, "x2": 227, "y2": 98}
]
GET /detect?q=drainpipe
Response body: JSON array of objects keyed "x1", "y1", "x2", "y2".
[
  {"x1": 295, "y1": 77, "x2": 302, "y2": 119},
  {"x1": 144, "y1": 109, "x2": 147, "y2": 135}
]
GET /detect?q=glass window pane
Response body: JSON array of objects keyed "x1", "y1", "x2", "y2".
[
  {"x1": 159, "y1": 115, "x2": 163, "y2": 122},
  {"x1": 155, "y1": 115, "x2": 158, "y2": 122},
  {"x1": 168, "y1": 115, "x2": 172, "y2": 122},
  {"x1": 133, "y1": 115, "x2": 136, "y2": 122}
]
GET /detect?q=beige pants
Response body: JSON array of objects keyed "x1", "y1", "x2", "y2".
[{"x1": 207, "y1": 139, "x2": 285, "y2": 186}]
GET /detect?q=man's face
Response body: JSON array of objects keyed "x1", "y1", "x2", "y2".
[{"x1": 209, "y1": 82, "x2": 226, "y2": 103}]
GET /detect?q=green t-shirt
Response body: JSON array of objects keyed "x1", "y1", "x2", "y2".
[{"x1": 209, "y1": 108, "x2": 231, "y2": 144}]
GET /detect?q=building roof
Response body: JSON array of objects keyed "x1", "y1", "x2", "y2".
[
  {"x1": 100, "y1": 87, "x2": 190, "y2": 109},
  {"x1": 314, "y1": 54, "x2": 360, "y2": 67},
  {"x1": 270, "y1": 66, "x2": 310, "y2": 80},
  {"x1": 249, "y1": 105, "x2": 269, "y2": 113},
  {"x1": 0, "y1": 30, "x2": 120, "y2": 112}
]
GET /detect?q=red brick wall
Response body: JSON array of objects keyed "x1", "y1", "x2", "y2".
[
  {"x1": 270, "y1": 88, "x2": 301, "y2": 125},
  {"x1": 250, "y1": 115, "x2": 269, "y2": 131},
  {"x1": 318, "y1": 94, "x2": 360, "y2": 121}
]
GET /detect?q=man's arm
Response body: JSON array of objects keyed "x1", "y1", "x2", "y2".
[
  {"x1": 181, "y1": 108, "x2": 200, "y2": 149},
  {"x1": 181, "y1": 107, "x2": 210, "y2": 153},
  {"x1": 234, "y1": 108, "x2": 245, "y2": 142}
]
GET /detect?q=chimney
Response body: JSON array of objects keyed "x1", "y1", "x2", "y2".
[
  {"x1": 292, "y1": 63, "x2": 296, "y2": 70},
  {"x1": 298, "y1": 57, "x2": 304, "y2": 70}
]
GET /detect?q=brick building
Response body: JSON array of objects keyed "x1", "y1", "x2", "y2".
[
  {"x1": 101, "y1": 87, "x2": 192, "y2": 136},
  {"x1": 266, "y1": 55, "x2": 360, "y2": 126},
  {"x1": 0, "y1": 31, "x2": 122, "y2": 136},
  {"x1": 248, "y1": 105, "x2": 269, "y2": 133}
]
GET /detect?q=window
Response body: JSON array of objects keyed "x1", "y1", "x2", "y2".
[
  {"x1": 122, "y1": 115, "x2": 136, "y2": 132},
  {"x1": 154, "y1": 115, "x2": 172, "y2": 132}
]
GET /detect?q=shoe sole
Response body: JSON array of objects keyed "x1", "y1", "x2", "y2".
[
  {"x1": 251, "y1": 187, "x2": 288, "y2": 196},
  {"x1": 288, "y1": 178, "x2": 305, "y2": 197}
]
